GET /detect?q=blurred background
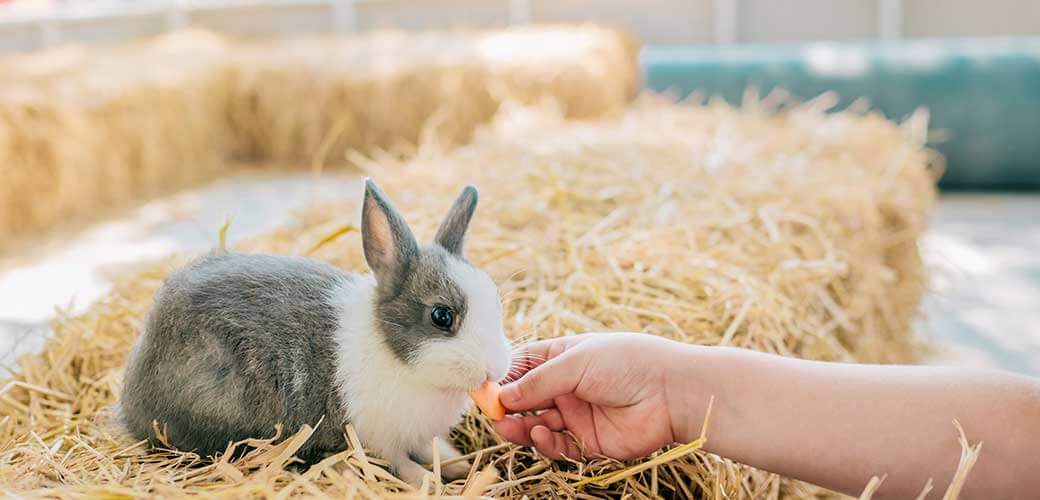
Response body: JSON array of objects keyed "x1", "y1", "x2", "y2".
[
  {"x1": 0, "y1": 0, "x2": 1038, "y2": 46},
  {"x1": 0, "y1": 0, "x2": 1037, "y2": 376}
]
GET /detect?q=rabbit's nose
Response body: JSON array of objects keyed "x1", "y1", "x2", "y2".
[
  {"x1": 486, "y1": 364, "x2": 508, "y2": 383},
  {"x1": 486, "y1": 370, "x2": 508, "y2": 384}
]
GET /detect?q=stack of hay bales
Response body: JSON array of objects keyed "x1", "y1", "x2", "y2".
[
  {"x1": 0, "y1": 96, "x2": 941, "y2": 498},
  {"x1": 0, "y1": 25, "x2": 638, "y2": 249}
]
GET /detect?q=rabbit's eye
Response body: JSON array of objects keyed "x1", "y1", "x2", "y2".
[{"x1": 431, "y1": 305, "x2": 454, "y2": 331}]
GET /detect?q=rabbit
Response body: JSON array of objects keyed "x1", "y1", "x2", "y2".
[{"x1": 119, "y1": 179, "x2": 512, "y2": 486}]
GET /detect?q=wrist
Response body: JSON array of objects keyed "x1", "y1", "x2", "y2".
[
  {"x1": 665, "y1": 344, "x2": 713, "y2": 443},
  {"x1": 666, "y1": 344, "x2": 750, "y2": 445}
]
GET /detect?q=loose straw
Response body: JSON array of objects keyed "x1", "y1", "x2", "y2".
[{"x1": 0, "y1": 95, "x2": 943, "y2": 498}]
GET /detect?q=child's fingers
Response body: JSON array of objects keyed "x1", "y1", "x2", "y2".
[
  {"x1": 493, "y1": 415, "x2": 535, "y2": 446},
  {"x1": 500, "y1": 351, "x2": 589, "y2": 412},
  {"x1": 493, "y1": 409, "x2": 567, "y2": 446},
  {"x1": 530, "y1": 425, "x2": 581, "y2": 460},
  {"x1": 536, "y1": 408, "x2": 567, "y2": 431},
  {"x1": 503, "y1": 352, "x2": 544, "y2": 386},
  {"x1": 509, "y1": 336, "x2": 587, "y2": 379}
]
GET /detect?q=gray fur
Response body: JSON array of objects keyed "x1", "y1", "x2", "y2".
[
  {"x1": 434, "y1": 186, "x2": 478, "y2": 256},
  {"x1": 120, "y1": 179, "x2": 484, "y2": 463},
  {"x1": 362, "y1": 179, "x2": 419, "y2": 289},
  {"x1": 121, "y1": 252, "x2": 351, "y2": 460},
  {"x1": 376, "y1": 245, "x2": 469, "y2": 363}
]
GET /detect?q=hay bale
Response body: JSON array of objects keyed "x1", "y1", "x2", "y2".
[
  {"x1": 0, "y1": 96, "x2": 940, "y2": 498},
  {"x1": 0, "y1": 25, "x2": 638, "y2": 250},
  {"x1": 0, "y1": 30, "x2": 234, "y2": 244},
  {"x1": 298, "y1": 96, "x2": 937, "y2": 366},
  {"x1": 228, "y1": 25, "x2": 639, "y2": 163}
]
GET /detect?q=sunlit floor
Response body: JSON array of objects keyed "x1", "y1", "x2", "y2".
[
  {"x1": 918, "y1": 193, "x2": 1040, "y2": 375},
  {"x1": 1, "y1": 175, "x2": 1037, "y2": 377}
]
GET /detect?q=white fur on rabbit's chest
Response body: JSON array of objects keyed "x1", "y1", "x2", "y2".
[
  {"x1": 347, "y1": 370, "x2": 470, "y2": 453},
  {"x1": 331, "y1": 277, "x2": 472, "y2": 456}
]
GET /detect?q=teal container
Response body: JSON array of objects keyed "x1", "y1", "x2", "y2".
[{"x1": 642, "y1": 38, "x2": 1040, "y2": 189}]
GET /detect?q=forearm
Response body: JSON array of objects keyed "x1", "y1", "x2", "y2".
[{"x1": 669, "y1": 346, "x2": 1040, "y2": 499}]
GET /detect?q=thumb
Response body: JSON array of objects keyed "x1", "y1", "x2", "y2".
[{"x1": 500, "y1": 349, "x2": 588, "y2": 412}]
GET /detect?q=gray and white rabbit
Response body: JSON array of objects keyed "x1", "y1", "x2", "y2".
[{"x1": 120, "y1": 179, "x2": 512, "y2": 485}]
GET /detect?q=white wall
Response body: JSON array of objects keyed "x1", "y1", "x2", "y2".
[
  {"x1": 356, "y1": 0, "x2": 511, "y2": 30},
  {"x1": 738, "y1": 0, "x2": 880, "y2": 42},
  {"x1": 530, "y1": 0, "x2": 717, "y2": 44},
  {"x1": 187, "y1": 2, "x2": 338, "y2": 37},
  {"x1": 0, "y1": 0, "x2": 1038, "y2": 53},
  {"x1": 903, "y1": 0, "x2": 1040, "y2": 38}
]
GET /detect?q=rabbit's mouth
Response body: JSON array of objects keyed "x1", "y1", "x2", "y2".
[
  {"x1": 455, "y1": 372, "x2": 490, "y2": 392},
  {"x1": 432, "y1": 381, "x2": 483, "y2": 394},
  {"x1": 415, "y1": 361, "x2": 487, "y2": 392}
]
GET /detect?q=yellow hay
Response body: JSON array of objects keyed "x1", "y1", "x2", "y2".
[
  {"x1": 0, "y1": 30, "x2": 236, "y2": 247},
  {"x1": 0, "y1": 25, "x2": 638, "y2": 251},
  {"x1": 228, "y1": 25, "x2": 639, "y2": 164},
  {"x1": 942, "y1": 421, "x2": 982, "y2": 500},
  {"x1": 0, "y1": 96, "x2": 942, "y2": 498}
]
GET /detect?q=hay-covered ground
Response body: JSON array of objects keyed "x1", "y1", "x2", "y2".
[{"x1": 0, "y1": 96, "x2": 940, "y2": 498}]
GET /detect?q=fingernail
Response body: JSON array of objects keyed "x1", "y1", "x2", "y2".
[{"x1": 500, "y1": 383, "x2": 520, "y2": 403}]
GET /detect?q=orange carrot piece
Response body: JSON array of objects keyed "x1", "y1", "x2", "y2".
[{"x1": 468, "y1": 381, "x2": 506, "y2": 421}]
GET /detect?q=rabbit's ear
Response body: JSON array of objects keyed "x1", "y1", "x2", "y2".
[
  {"x1": 434, "y1": 186, "x2": 478, "y2": 256},
  {"x1": 362, "y1": 179, "x2": 419, "y2": 284}
]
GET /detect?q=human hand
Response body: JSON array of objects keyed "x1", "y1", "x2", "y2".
[
  {"x1": 494, "y1": 332, "x2": 698, "y2": 461},
  {"x1": 498, "y1": 332, "x2": 1040, "y2": 499}
]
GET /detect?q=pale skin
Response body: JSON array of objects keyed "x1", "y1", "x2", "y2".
[{"x1": 494, "y1": 333, "x2": 1040, "y2": 499}]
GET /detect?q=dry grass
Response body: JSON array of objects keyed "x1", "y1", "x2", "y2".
[
  {"x1": 228, "y1": 25, "x2": 639, "y2": 164},
  {"x1": 0, "y1": 95, "x2": 949, "y2": 498},
  {"x1": 0, "y1": 25, "x2": 637, "y2": 249},
  {"x1": 0, "y1": 30, "x2": 235, "y2": 244}
]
